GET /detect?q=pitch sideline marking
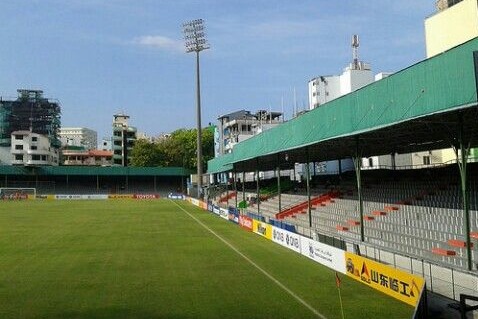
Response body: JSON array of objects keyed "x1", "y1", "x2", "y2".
[{"x1": 171, "y1": 200, "x2": 328, "y2": 319}]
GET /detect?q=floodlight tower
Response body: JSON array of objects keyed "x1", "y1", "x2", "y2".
[{"x1": 183, "y1": 19, "x2": 210, "y2": 198}]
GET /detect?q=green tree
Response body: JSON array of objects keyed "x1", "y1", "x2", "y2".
[{"x1": 130, "y1": 126, "x2": 214, "y2": 170}]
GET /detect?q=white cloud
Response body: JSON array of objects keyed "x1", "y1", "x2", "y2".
[{"x1": 134, "y1": 35, "x2": 183, "y2": 52}]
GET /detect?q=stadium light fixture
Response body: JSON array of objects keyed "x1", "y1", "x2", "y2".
[{"x1": 182, "y1": 18, "x2": 210, "y2": 199}]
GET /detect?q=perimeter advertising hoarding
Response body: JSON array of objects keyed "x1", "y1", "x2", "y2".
[
  {"x1": 133, "y1": 194, "x2": 160, "y2": 199},
  {"x1": 55, "y1": 195, "x2": 109, "y2": 200},
  {"x1": 238, "y1": 215, "x2": 253, "y2": 231},
  {"x1": 344, "y1": 252, "x2": 425, "y2": 307},
  {"x1": 108, "y1": 194, "x2": 134, "y2": 199},
  {"x1": 190, "y1": 198, "x2": 200, "y2": 207},
  {"x1": 200, "y1": 201, "x2": 208, "y2": 210},
  {"x1": 271, "y1": 226, "x2": 301, "y2": 254},
  {"x1": 300, "y1": 237, "x2": 346, "y2": 274},
  {"x1": 252, "y1": 219, "x2": 272, "y2": 240},
  {"x1": 219, "y1": 208, "x2": 229, "y2": 220}
]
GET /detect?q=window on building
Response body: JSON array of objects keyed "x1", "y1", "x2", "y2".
[
  {"x1": 15, "y1": 144, "x2": 23, "y2": 150},
  {"x1": 31, "y1": 145, "x2": 37, "y2": 150},
  {"x1": 41, "y1": 155, "x2": 47, "y2": 161},
  {"x1": 31, "y1": 136, "x2": 37, "y2": 142},
  {"x1": 15, "y1": 135, "x2": 23, "y2": 140},
  {"x1": 423, "y1": 156, "x2": 431, "y2": 165},
  {"x1": 15, "y1": 154, "x2": 23, "y2": 161},
  {"x1": 368, "y1": 158, "x2": 374, "y2": 167},
  {"x1": 32, "y1": 155, "x2": 41, "y2": 161}
]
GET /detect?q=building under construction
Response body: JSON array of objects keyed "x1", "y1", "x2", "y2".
[{"x1": 0, "y1": 89, "x2": 61, "y2": 148}]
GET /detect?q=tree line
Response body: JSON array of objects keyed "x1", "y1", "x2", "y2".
[{"x1": 130, "y1": 127, "x2": 214, "y2": 170}]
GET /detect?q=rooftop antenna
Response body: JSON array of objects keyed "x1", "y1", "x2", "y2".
[{"x1": 352, "y1": 34, "x2": 360, "y2": 70}]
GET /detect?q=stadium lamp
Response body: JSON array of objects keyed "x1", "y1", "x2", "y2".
[{"x1": 182, "y1": 18, "x2": 210, "y2": 199}]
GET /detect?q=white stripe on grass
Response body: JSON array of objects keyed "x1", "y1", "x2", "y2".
[{"x1": 171, "y1": 200, "x2": 328, "y2": 319}]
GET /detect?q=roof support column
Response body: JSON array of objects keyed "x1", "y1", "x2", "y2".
[
  {"x1": 306, "y1": 148, "x2": 312, "y2": 236},
  {"x1": 96, "y1": 175, "x2": 99, "y2": 191},
  {"x1": 242, "y1": 171, "x2": 246, "y2": 206},
  {"x1": 4, "y1": 175, "x2": 7, "y2": 187},
  {"x1": 353, "y1": 136, "x2": 365, "y2": 242},
  {"x1": 277, "y1": 154, "x2": 282, "y2": 214},
  {"x1": 154, "y1": 175, "x2": 157, "y2": 193},
  {"x1": 233, "y1": 170, "x2": 238, "y2": 209},
  {"x1": 256, "y1": 166, "x2": 260, "y2": 217},
  {"x1": 226, "y1": 172, "x2": 230, "y2": 208},
  {"x1": 454, "y1": 113, "x2": 472, "y2": 270}
]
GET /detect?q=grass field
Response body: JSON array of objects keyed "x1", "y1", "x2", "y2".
[{"x1": 0, "y1": 199, "x2": 414, "y2": 319}]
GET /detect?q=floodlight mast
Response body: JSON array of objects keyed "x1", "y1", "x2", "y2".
[{"x1": 183, "y1": 19, "x2": 210, "y2": 199}]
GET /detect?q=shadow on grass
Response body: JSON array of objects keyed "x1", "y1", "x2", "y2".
[{"x1": 32, "y1": 307, "x2": 189, "y2": 319}]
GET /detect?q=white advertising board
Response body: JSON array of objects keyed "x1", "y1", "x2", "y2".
[
  {"x1": 300, "y1": 237, "x2": 346, "y2": 274},
  {"x1": 271, "y1": 226, "x2": 301, "y2": 254},
  {"x1": 55, "y1": 194, "x2": 108, "y2": 200},
  {"x1": 219, "y1": 208, "x2": 229, "y2": 220}
]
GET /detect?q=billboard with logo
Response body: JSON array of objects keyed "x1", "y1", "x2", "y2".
[
  {"x1": 133, "y1": 194, "x2": 160, "y2": 199},
  {"x1": 344, "y1": 252, "x2": 425, "y2": 306},
  {"x1": 300, "y1": 237, "x2": 346, "y2": 274},
  {"x1": 239, "y1": 215, "x2": 253, "y2": 231},
  {"x1": 252, "y1": 219, "x2": 272, "y2": 240},
  {"x1": 219, "y1": 208, "x2": 229, "y2": 220},
  {"x1": 271, "y1": 226, "x2": 301, "y2": 254}
]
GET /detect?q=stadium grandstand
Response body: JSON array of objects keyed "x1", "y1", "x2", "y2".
[
  {"x1": 207, "y1": 35, "x2": 478, "y2": 310},
  {"x1": 0, "y1": 166, "x2": 189, "y2": 197}
]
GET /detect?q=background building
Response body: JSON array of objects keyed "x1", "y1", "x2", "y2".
[
  {"x1": 112, "y1": 113, "x2": 137, "y2": 166},
  {"x1": 59, "y1": 127, "x2": 97, "y2": 150},
  {"x1": 62, "y1": 148, "x2": 112, "y2": 166},
  {"x1": 425, "y1": 0, "x2": 476, "y2": 58},
  {"x1": 0, "y1": 89, "x2": 61, "y2": 165},
  {"x1": 215, "y1": 109, "x2": 282, "y2": 156},
  {"x1": 11, "y1": 131, "x2": 59, "y2": 166},
  {"x1": 308, "y1": 36, "x2": 374, "y2": 110}
]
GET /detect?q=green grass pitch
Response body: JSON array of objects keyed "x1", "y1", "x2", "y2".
[{"x1": 0, "y1": 199, "x2": 414, "y2": 319}]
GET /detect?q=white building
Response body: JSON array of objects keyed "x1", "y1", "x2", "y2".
[
  {"x1": 308, "y1": 62, "x2": 374, "y2": 110},
  {"x1": 59, "y1": 127, "x2": 97, "y2": 150},
  {"x1": 215, "y1": 110, "x2": 282, "y2": 156},
  {"x1": 11, "y1": 131, "x2": 59, "y2": 166}
]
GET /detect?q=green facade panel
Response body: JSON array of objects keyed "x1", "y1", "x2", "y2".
[{"x1": 208, "y1": 37, "x2": 478, "y2": 173}]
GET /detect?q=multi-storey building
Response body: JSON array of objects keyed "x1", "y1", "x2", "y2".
[
  {"x1": 10, "y1": 131, "x2": 59, "y2": 166},
  {"x1": 59, "y1": 127, "x2": 97, "y2": 150},
  {"x1": 62, "y1": 148, "x2": 112, "y2": 166},
  {"x1": 111, "y1": 113, "x2": 137, "y2": 166},
  {"x1": 215, "y1": 110, "x2": 282, "y2": 156},
  {"x1": 0, "y1": 89, "x2": 61, "y2": 165}
]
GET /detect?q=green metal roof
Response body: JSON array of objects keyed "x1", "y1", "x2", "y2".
[
  {"x1": 208, "y1": 36, "x2": 478, "y2": 173},
  {"x1": 0, "y1": 166, "x2": 191, "y2": 176}
]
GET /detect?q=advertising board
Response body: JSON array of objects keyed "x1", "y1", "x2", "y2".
[
  {"x1": 133, "y1": 194, "x2": 160, "y2": 199},
  {"x1": 108, "y1": 194, "x2": 134, "y2": 199},
  {"x1": 344, "y1": 252, "x2": 425, "y2": 306},
  {"x1": 219, "y1": 208, "x2": 229, "y2": 220},
  {"x1": 55, "y1": 194, "x2": 109, "y2": 200},
  {"x1": 252, "y1": 219, "x2": 272, "y2": 240},
  {"x1": 271, "y1": 226, "x2": 301, "y2": 254},
  {"x1": 238, "y1": 215, "x2": 253, "y2": 231},
  {"x1": 300, "y1": 237, "x2": 346, "y2": 274}
]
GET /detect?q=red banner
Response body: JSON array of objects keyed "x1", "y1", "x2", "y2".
[{"x1": 238, "y1": 215, "x2": 253, "y2": 231}]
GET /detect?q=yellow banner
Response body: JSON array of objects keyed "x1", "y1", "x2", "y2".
[
  {"x1": 252, "y1": 220, "x2": 272, "y2": 240},
  {"x1": 108, "y1": 194, "x2": 134, "y2": 199},
  {"x1": 344, "y1": 252, "x2": 424, "y2": 306}
]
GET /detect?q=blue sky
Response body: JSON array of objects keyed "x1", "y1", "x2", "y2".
[{"x1": 0, "y1": 1, "x2": 433, "y2": 141}]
